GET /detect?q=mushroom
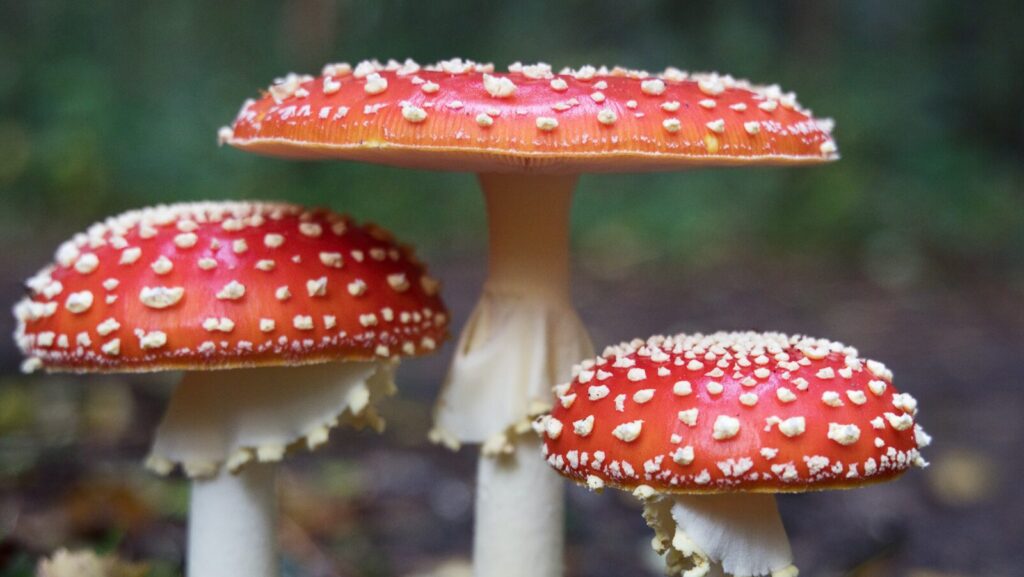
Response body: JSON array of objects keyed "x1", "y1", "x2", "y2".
[
  {"x1": 13, "y1": 201, "x2": 448, "y2": 577},
  {"x1": 537, "y1": 331, "x2": 930, "y2": 577},
  {"x1": 219, "y1": 59, "x2": 838, "y2": 577}
]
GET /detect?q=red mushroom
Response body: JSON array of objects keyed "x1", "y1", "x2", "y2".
[
  {"x1": 223, "y1": 60, "x2": 834, "y2": 169},
  {"x1": 14, "y1": 201, "x2": 448, "y2": 577},
  {"x1": 538, "y1": 331, "x2": 929, "y2": 577},
  {"x1": 219, "y1": 59, "x2": 837, "y2": 577}
]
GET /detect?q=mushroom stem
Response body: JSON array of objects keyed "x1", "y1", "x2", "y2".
[
  {"x1": 482, "y1": 173, "x2": 576, "y2": 302},
  {"x1": 434, "y1": 173, "x2": 593, "y2": 577},
  {"x1": 189, "y1": 463, "x2": 278, "y2": 577},
  {"x1": 656, "y1": 493, "x2": 796, "y2": 577},
  {"x1": 475, "y1": 434, "x2": 565, "y2": 577}
]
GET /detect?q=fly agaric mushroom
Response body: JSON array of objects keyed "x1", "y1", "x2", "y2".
[
  {"x1": 13, "y1": 201, "x2": 448, "y2": 577},
  {"x1": 219, "y1": 59, "x2": 838, "y2": 577},
  {"x1": 537, "y1": 331, "x2": 930, "y2": 577}
]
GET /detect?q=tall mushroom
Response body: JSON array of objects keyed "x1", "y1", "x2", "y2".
[
  {"x1": 219, "y1": 58, "x2": 838, "y2": 577},
  {"x1": 13, "y1": 201, "x2": 448, "y2": 577},
  {"x1": 537, "y1": 331, "x2": 930, "y2": 577}
]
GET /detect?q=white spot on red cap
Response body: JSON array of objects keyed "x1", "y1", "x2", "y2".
[
  {"x1": 174, "y1": 233, "x2": 198, "y2": 249},
  {"x1": 323, "y1": 76, "x2": 341, "y2": 94},
  {"x1": 884, "y1": 412, "x2": 914, "y2": 431},
  {"x1": 678, "y1": 408, "x2": 699, "y2": 427},
  {"x1": 299, "y1": 222, "x2": 322, "y2": 237},
  {"x1": 597, "y1": 109, "x2": 618, "y2": 125},
  {"x1": 202, "y1": 317, "x2": 234, "y2": 332},
  {"x1": 101, "y1": 338, "x2": 121, "y2": 356},
  {"x1": 633, "y1": 389, "x2": 655, "y2": 404},
  {"x1": 216, "y1": 281, "x2": 245, "y2": 300},
  {"x1": 151, "y1": 256, "x2": 173, "y2": 275},
  {"x1": 319, "y1": 252, "x2": 343, "y2": 268},
  {"x1": 387, "y1": 273, "x2": 410, "y2": 292},
  {"x1": 74, "y1": 254, "x2": 99, "y2": 274},
  {"x1": 672, "y1": 446, "x2": 695, "y2": 465},
  {"x1": 640, "y1": 78, "x2": 665, "y2": 95},
  {"x1": 139, "y1": 286, "x2": 185, "y2": 309},
  {"x1": 347, "y1": 279, "x2": 367, "y2": 296},
  {"x1": 96, "y1": 318, "x2": 120, "y2": 336},
  {"x1": 306, "y1": 276, "x2": 328, "y2": 297},
  {"x1": 847, "y1": 390, "x2": 868, "y2": 405},
  {"x1": 572, "y1": 415, "x2": 594, "y2": 437},
  {"x1": 712, "y1": 415, "x2": 740, "y2": 440},
  {"x1": 822, "y1": 391, "x2": 844, "y2": 407},
  {"x1": 138, "y1": 330, "x2": 167, "y2": 350},
  {"x1": 402, "y1": 105, "x2": 427, "y2": 123},
  {"x1": 483, "y1": 74, "x2": 516, "y2": 98},
  {"x1": 827, "y1": 423, "x2": 861, "y2": 446},
  {"x1": 612, "y1": 420, "x2": 643, "y2": 442},
  {"x1": 65, "y1": 291, "x2": 94, "y2": 314},
  {"x1": 778, "y1": 416, "x2": 806, "y2": 437},
  {"x1": 364, "y1": 73, "x2": 388, "y2": 95},
  {"x1": 545, "y1": 417, "x2": 563, "y2": 439},
  {"x1": 536, "y1": 117, "x2": 559, "y2": 131},
  {"x1": 626, "y1": 368, "x2": 647, "y2": 382}
]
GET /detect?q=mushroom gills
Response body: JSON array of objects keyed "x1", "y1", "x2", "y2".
[
  {"x1": 644, "y1": 493, "x2": 797, "y2": 577},
  {"x1": 148, "y1": 359, "x2": 396, "y2": 476}
]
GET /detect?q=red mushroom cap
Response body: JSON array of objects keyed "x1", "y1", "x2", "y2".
[
  {"x1": 14, "y1": 202, "x2": 448, "y2": 373},
  {"x1": 222, "y1": 59, "x2": 837, "y2": 173},
  {"x1": 539, "y1": 332, "x2": 928, "y2": 494}
]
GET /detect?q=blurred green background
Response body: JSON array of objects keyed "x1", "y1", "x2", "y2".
[{"x1": 1, "y1": 2, "x2": 1021, "y2": 577}]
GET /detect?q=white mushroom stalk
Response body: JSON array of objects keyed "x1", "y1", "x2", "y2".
[
  {"x1": 644, "y1": 492, "x2": 797, "y2": 577},
  {"x1": 433, "y1": 173, "x2": 594, "y2": 577},
  {"x1": 148, "y1": 361, "x2": 395, "y2": 577},
  {"x1": 189, "y1": 463, "x2": 277, "y2": 577}
]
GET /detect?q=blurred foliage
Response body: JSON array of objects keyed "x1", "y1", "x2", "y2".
[{"x1": 0, "y1": 0, "x2": 1020, "y2": 278}]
